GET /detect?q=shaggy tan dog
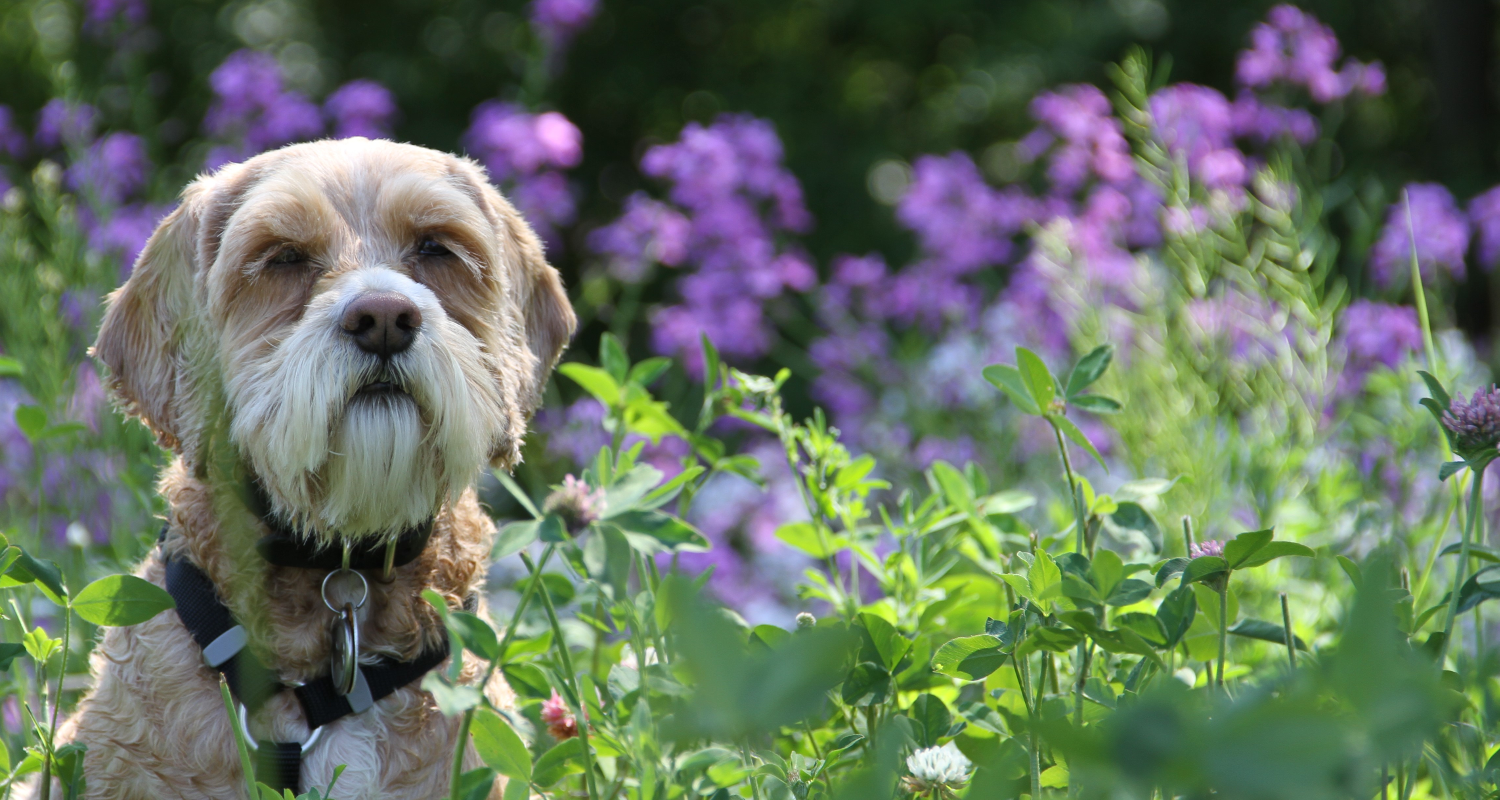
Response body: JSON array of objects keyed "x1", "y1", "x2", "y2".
[{"x1": 44, "y1": 138, "x2": 575, "y2": 799}]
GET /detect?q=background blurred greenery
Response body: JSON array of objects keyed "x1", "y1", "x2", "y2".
[{"x1": 3, "y1": 0, "x2": 1494, "y2": 352}]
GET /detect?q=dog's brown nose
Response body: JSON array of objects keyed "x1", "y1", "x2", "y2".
[{"x1": 341, "y1": 291, "x2": 422, "y2": 358}]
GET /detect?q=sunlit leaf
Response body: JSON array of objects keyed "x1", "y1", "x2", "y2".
[
  {"x1": 1065, "y1": 344, "x2": 1115, "y2": 398},
  {"x1": 931, "y1": 635, "x2": 1007, "y2": 682},
  {"x1": 558, "y1": 363, "x2": 621, "y2": 405},
  {"x1": 72, "y1": 575, "x2": 175, "y2": 626},
  {"x1": 859, "y1": 612, "x2": 911, "y2": 672},
  {"x1": 471, "y1": 708, "x2": 532, "y2": 782},
  {"x1": 982, "y1": 364, "x2": 1041, "y2": 416},
  {"x1": 1052, "y1": 415, "x2": 1107, "y2": 471},
  {"x1": 1016, "y1": 348, "x2": 1057, "y2": 411},
  {"x1": 1223, "y1": 529, "x2": 1273, "y2": 569}
]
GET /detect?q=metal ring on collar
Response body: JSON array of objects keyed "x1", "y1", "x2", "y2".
[
  {"x1": 236, "y1": 702, "x2": 324, "y2": 753},
  {"x1": 320, "y1": 568, "x2": 369, "y2": 613}
]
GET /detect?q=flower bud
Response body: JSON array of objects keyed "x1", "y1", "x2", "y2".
[{"x1": 795, "y1": 612, "x2": 816, "y2": 629}]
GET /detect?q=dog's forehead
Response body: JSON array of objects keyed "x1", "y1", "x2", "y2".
[{"x1": 232, "y1": 141, "x2": 485, "y2": 235}]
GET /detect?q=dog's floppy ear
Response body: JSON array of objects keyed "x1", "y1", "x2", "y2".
[
  {"x1": 92, "y1": 183, "x2": 207, "y2": 451},
  {"x1": 450, "y1": 158, "x2": 577, "y2": 411},
  {"x1": 510, "y1": 213, "x2": 577, "y2": 402}
]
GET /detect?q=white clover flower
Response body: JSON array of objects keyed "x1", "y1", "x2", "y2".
[{"x1": 902, "y1": 743, "x2": 972, "y2": 795}]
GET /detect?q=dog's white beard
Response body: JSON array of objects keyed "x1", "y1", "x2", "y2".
[{"x1": 226, "y1": 268, "x2": 511, "y2": 542}]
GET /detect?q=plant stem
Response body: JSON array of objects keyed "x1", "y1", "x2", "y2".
[
  {"x1": 449, "y1": 542, "x2": 560, "y2": 799},
  {"x1": 1216, "y1": 581, "x2": 1228, "y2": 691},
  {"x1": 1050, "y1": 421, "x2": 1085, "y2": 555},
  {"x1": 495, "y1": 544, "x2": 557, "y2": 662},
  {"x1": 219, "y1": 676, "x2": 259, "y2": 800},
  {"x1": 449, "y1": 708, "x2": 475, "y2": 800},
  {"x1": 1438, "y1": 466, "x2": 1485, "y2": 667},
  {"x1": 1405, "y1": 191, "x2": 1440, "y2": 378},
  {"x1": 523, "y1": 550, "x2": 601, "y2": 800},
  {"x1": 1280, "y1": 593, "x2": 1296, "y2": 670}
]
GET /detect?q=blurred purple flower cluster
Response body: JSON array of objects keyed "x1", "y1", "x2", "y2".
[
  {"x1": 1369, "y1": 183, "x2": 1471, "y2": 288},
  {"x1": 205, "y1": 50, "x2": 402, "y2": 168},
  {"x1": 35, "y1": 100, "x2": 98, "y2": 150},
  {"x1": 530, "y1": 0, "x2": 599, "y2": 50},
  {"x1": 463, "y1": 102, "x2": 583, "y2": 244},
  {"x1": 591, "y1": 114, "x2": 814, "y2": 372},
  {"x1": 1334, "y1": 301, "x2": 1422, "y2": 396},
  {"x1": 1236, "y1": 5, "x2": 1386, "y2": 102},
  {"x1": 324, "y1": 80, "x2": 398, "y2": 140},
  {"x1": 203, "y1": 50, "x2": 324, "y2": 169}
]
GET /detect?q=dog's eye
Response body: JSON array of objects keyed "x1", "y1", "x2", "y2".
[
  {"x1": 268, "y1": 247, "x2": 307, "y2": 267},
  {"x1": 417, "y1": 238, "x2": 451, "y2": 257}
]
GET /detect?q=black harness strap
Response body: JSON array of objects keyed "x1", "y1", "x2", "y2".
[{"x1": 164, "y1": 553, "x2": 452, "y2": 794}]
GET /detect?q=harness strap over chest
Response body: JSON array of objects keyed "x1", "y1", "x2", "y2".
[{"x1": 164, "y1": 554, "x2": 451, "y2": 794}]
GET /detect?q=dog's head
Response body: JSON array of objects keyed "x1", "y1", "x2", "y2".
[{"x1": 94, "y1": 138, "x2": 575, "y2": 542}]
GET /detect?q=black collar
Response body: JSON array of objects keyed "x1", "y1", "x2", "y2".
[
  {"x1": 163, "y1": 550, "x2": 451, "y2": 793},
  {"x1": 242, "y1": 479, "x2": 436, "y2": 570}
]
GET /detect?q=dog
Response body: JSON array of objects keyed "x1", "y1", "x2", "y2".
[{"x1": 44, "y1": 137, "x2": 575, "y2": 799}]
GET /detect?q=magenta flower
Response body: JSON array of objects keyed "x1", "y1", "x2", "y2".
[
  {"x1": 542, "y1": 474, "x2": 604, "y2": 531},
  {"x1": 541, "y1": 689, "x2": 579, "y2": 740}
]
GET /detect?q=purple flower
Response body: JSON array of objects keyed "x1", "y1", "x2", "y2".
[
  {"x1": 204, "y1": 50, "x2": 323, "y2": 166},
  {"x1": 913, "y1": 436, "x2": 978, "y2": 469},
  {"x1": 1025, "y1": 85, "x2": 1134, "y2": 192},
  {"x1": 529, "y1": 0, "x2": 599, "y2": 45},
  {"x1": 1235, "y1": 5, "x2": 1385, "y2": 103},
  {"x1": 67, "y1": 132, "x2": 149, "y2": 205},
  {"x1": 608, "y1": 114, "x2": 813, "y2": 371},
  {"x1": 512, "y1": 171, "x2": 577, "y2": 240},
  {"x1": 83, "y1": 0, "x2": 147, "y2": 30},
  {"x1": 323, "y1": 80, "x2": 397, "y2": 139},
  {"x1": 464, "y1": 103, "x2": 582, "y2": 180},
  {"x1": 85, "y1": 202, "x2": 174, "y2": 277},
  {"x1": 462, "y1": 103, "x2": 582, "y2": 243},
  {"x1": 896, "y1": 153, "x2": 1032, "y2": 275},
  {"x1": 1335, "y1": 300, "x2": 1422, "y2": 396},
  {"x1": 1368, "y1": 183, "x2": 1471, "y2": 288},
  {"x1": 67, "y1": 363, "x2": 107, "y2": 431},
  {"x1": 1443, "y1": 386, "x2": 1500, "y2": 456},
  {"x1": 1184, "y1": 291, "x2": 1282, "y2": 364},
  {"x1": 35, "y1": 100, "x2": 97, "y2": 149},
  {"x1": 535, "y1": 399, "x2": 610, "y2": 466},
  {"x1": 1190, "y1": 539, "x2": 1225, "y2": 559},
  {"x1": 0, "y1": 106, "x2": 27, "y2": 159},
  {"x1": 1230, "y1": 92, "x2": 1319, "y2": 145},
  {"x1": 1469, "y1": 185, "x2": 1500, "y2": 271},
  {"x1": 1150, "y1": 85, "x2": 1253, "y2": 189},
  {"x1": 589, "y1": 193, "x2": 692, "y2": 281}
]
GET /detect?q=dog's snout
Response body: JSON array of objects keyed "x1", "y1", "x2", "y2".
[{"x1": 340, "y1": 291, "x2": 422, "y2": 358}]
